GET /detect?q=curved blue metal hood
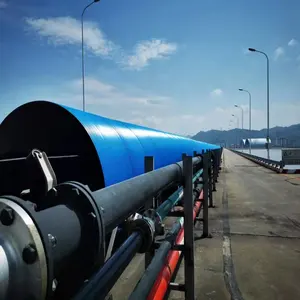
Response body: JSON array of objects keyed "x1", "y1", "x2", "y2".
[{"x1": 0, "y1": 101, "x2": 219, "y2": 188}]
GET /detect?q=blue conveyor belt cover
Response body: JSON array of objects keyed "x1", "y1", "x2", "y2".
[{"x1": 0, "y1": 101, "x2": 219, "y2": 187}]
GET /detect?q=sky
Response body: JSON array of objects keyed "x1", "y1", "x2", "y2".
[{"x1": 0, "y1": 0, "x2": 299, "y2": 136}]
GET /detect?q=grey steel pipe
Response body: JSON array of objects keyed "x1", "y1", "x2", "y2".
[
  {"x1": 0, "y1": 155, "x2": 202, "y2": 300},
  {"x1": 91, "y1": 156, "x2": 202, "y2": 233}
]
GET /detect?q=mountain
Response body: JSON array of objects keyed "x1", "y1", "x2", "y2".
[{"x1": 192, "y1": 123, "x2": 300, "y2": 147}]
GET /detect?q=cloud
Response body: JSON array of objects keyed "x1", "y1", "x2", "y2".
[
  {"x1": 25, "y1": 17, "x2": 117, "y2": 57},
  {"x1": 70, "y1": 78, "x2": 115, "y2": 94},
  {"x1": 123, "y1": 39, "x2": 177, "y2": 70},
  {"x1": 13, "y1": 76, "x2": 207, "y2": 135},
  {"x1": 288, "y1": 39, "x2": 298, "y2": 47},
  {"x1": 210, "y1": 89, "x2": 223, "y2": 97},
  {"x1": 25, "y1": 17, "x2": 177, "y2": 70},
  {"x1": 206, "y1": 102, "x2": 300, "y2": 132},
  {"x1": 274, "y1": 47, "x2": 284, "y2": 60},
  {"x1": 0, "y1": 1, "x2": 7, "y2": 9},
  {"x1": 66, "y1": 77, "x2": 171, "y2": 108}
]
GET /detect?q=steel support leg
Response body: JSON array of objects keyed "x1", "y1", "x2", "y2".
[
  {"x1": 208, "y1": 151, "x2": 214, "y2": 208},
  {"x1": 182, "y1": 154, "x2": 195, "y2": 300},
  {"x1": 212, "y1": 151, "x2": 217, "y2": 191},
  {"x1": 202, "y1": 152, "x2": 209, "y2": 237},
  {"x1": 144, "y1": 156, "x2": 155, "y2": 268}
]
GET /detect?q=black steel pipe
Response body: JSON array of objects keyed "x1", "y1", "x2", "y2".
[
  {"x1": 91, "y1": 157, "x2": 202, "y2": 233},
  {"x1": 128, "y1": 179, "x2": 203, "y2": 300},
  {"x1": 0, "y1": 156, "x2": 202, "y2": 300},
  {"x1": 128, "y1": 219, "x2": 182, "y2": 300},
  {"x1": 34, "y1": 205, "x2": 82, "y2": 274},
  {"x1": 130, "y1": 241, "x2": 172, "y2": 300},
  {"x1": 72, "y1": 231, "x2": 142, "y2": 300}
]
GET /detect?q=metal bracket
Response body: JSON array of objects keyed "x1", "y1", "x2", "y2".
[
  {"x1": 105, "y1": 227, "x2": 118, "y2": 262},
  {"x1": 24, "y1": 149, "x2": 57, "y2": 199}
]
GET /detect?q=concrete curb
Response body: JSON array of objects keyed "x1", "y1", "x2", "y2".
[{"x1": 281, "y1": 169, "x2": 300, "y2": 174}]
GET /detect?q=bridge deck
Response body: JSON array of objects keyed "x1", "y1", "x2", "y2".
[{"x1": 111, "y1": 149, "x2": 300, "y2": 299}]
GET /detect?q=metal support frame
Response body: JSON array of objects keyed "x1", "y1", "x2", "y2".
[
  {"x1": 215, "y1": 150, "x2": 219, "y2": 182},
  {"x1": 144, "y1": 156, "x2": 155, "y2": 268},
  {"x1": 218, "y1": 148, "x2": 222, "y2": 172},
  {"x1": 105, "y1": 227, "x2": 118, "y2": 262},
  {"x1": 0, "y1": 148, "x2": 214, "y2": 300},
  {"x1": 212, "y1": 151, "x2": 217, "y2": 192},
  {"x1": 208, "y1": 151, "x2": 214, "y2": 208},
  {"x1": 182, "y1": 154, "x2": 195, "y2": 300},
  {"x1": 144, "y1": 156, "x2": 155, "y2": 210},
  {"x1": 202, "y1": 152, "x2": 209, "y2": 238}
]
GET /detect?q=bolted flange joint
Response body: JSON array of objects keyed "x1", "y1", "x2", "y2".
[
  {"x1": 129, "y1": 217, "x2": 155, "y2": 253},
  {"x1": 143, "y1": 208, "x2": 164, "y2": 236},
  {"x1": 193, "y1": 185, "x2": 202, "y2": 199}
]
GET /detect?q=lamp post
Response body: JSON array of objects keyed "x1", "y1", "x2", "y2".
[
  {"x1": 81, "y1": 0, "x2": 100, "y2": 112},
  {"x1": 234, "y1": 105, "x2": 244, "y2": 130},
  {"x1": 228, "y1": 121, "x2": 233, "y2": 148},
  {"x1": 239, "y1": 88, "x2": 252, "y2": 153},
  {"x1": 248, "y1": 47, "x2": 270, "y2": 158},
  {"x1": 232, "y1": 114, "x2": 239, "y2": 148},
  {"x1": 234, "y1": 104, "x2": 244, "y2": 152},
  {"x1": 231, "y1": 114, "x2": 239, "y2": 129}
]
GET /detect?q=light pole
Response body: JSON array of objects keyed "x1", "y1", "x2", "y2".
[
  {"x1": 248, "y1": 47, "x2": 270, "y2": 158},
  {"x1": 239, "y1": 88, "x2": 252, "y2": 153},
  {"x1": 81, "y1": 0, "x2": 100, "y2": 112},
  {"x1": 232, "y1": 114, "x2": 239, "y2": 148},
  {"x1": 228, "y1": 121, "x2": 233, "y2": 148},
  {"x1": 234, "y1": 104, "x2": 244, "y2": 152},
  {"x1": 234, "y1": 105, "x2": 244, "y2": 130},
  {"x1": 231, "y1": 114, "x2": 239, "y2": 129}
]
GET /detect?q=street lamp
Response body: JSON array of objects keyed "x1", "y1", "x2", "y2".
[
  {"x1": 81, "y1": 0, "x2": 101, "y2": 112},
  {"x1": 248, "y1": 47, "x2": 270, "y2": 158},
  {"x1": 234, "y1": 105, "x2": 244, "y2": 130},
  {"x1": 231, "y1": 114, "x2": 239, "y2": 128},
  {"x1": 239, "y1": 88, "x2": 252, "y2": 153},
  {"x1": 234, "y1": 104, "x2": 244, "y2": 152},
  {"x1": 232, "y1": 114, "x2": 239, "y2": 148}
]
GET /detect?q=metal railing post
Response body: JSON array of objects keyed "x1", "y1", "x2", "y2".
[
  {"x1": 144, "y1": 156, "x2": 155, "y2": 268},
  {"x1": 144, "y1": 156, "x2": 155, "y2": 209},
  {"x1": 212, "y1": 151, "x2": 217, "y2": 192},
  {"x1": 182, "y1": 154, "x2": 195, "y2": 300},
  {"x1": 208, "y1": 151, "x2": 214, "y2": 208},
  {"x1": 202, "y1": 152, "x2": 209, "y2": 237}
]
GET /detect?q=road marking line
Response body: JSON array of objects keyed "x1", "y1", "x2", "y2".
[{"x1": 222, "y1": 151, "x2": 244, "y2": 300}]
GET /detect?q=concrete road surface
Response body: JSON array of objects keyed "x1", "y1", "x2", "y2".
[
  {"x1": 111, "y1": 149, "x2": 300, "y2": 300},
  {"x1": 216, "y1": 149, "x2": 300, "y2": 300}
]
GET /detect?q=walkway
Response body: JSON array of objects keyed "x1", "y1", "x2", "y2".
[
  {"x1": 170, "y1": 149, "x2": 300, "y2": 300},
  {"x1": 111, "y1": 149, "x2": 300, "y2": 299}
]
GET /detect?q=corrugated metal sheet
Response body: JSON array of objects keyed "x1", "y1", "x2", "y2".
[{"x1": 245, "y1": 138, "x2": 271, "y2": 146}]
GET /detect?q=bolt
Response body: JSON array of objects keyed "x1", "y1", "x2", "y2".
[
  {"x1": 89, "y1": 212, "x2": 96, "y2": 219},
  {"x1": 52, "y1": 279, "x2": 58, "y2": 291},
  {"x1": 22, "y1": 244, "x2": 37, "y2": 264},
  {"x1": 88, "y1": 212, "x2": 97, "y2": 226},
  {"x1": 72, "y1": 188, "x2": 80, "y2": 196},
  {"x1": 48, "y1": 234, "x2": 57, "y2": 248},
  {"x1": 0, "y1": 207, "x2": 15, "y2": 226}
]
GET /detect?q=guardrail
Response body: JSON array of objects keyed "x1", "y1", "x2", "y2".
[
  {"x1": 230, "y1": 149, "x2": 282, "y2": 173},
  {"x1": 0, "y1": 147, "x2": 223, "y2": 300}
]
